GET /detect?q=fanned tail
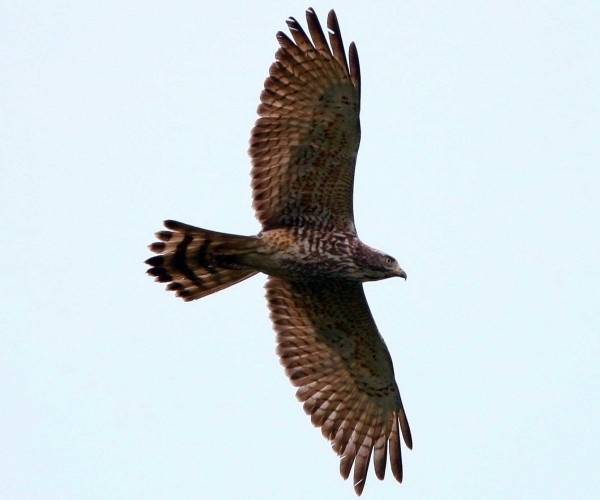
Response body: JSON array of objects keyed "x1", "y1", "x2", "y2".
[{"x1": 145, "y1": 220, "x2": 259, "y2": 301}]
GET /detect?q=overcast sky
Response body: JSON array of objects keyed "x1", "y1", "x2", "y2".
[{"x1": 2, "y1": 1, "x2": 599, "y2": 499}]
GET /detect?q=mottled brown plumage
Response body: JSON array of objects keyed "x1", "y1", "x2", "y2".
[
  {"x1": 145, "y1": 8, "x2": 411, "y2": 495},
  {"x1": 266, "y1": 277, "x2": 411, "y2": 494},
  {"x1": 251, "y1": 11, "x2": 361, "y2": 232}
]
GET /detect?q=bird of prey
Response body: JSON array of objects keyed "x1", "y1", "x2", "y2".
[{"x1": 146, "y1": 8, "x2": 412, "y2": 495}]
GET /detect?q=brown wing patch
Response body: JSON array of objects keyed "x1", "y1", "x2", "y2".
[
  {"x1": 266, "y1": 277, "x2": 412, "y2": 495},
  {"x1": 250, "y1": 9, "x2": 361, "y2": 232}
]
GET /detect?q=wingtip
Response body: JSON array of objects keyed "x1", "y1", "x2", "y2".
[
  {"x1": 399, "y1": 410, "x2": 413, "y2": 449},
  {"x1": 340, "y1": 454, "x2": 353, "y2": 480},
  {"x1": 325, "y1": 9, "x2": 349, "y2": 74},
  {"x1": 353, "y1": 478, "x2": 365, "y2": 496}
]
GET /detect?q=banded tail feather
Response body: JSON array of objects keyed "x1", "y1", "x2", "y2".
[{"x1": 146, "y1": 220, "x2": 259, "y2": 301}]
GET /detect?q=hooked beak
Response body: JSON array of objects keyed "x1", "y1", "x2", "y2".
[{"x1": 394, "y1": 265, "x2": 407, "y2": 280}]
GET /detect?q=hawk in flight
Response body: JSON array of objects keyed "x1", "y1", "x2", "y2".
[{"x1": 146, "y1": 8, "x2": 412, "y2": 495}]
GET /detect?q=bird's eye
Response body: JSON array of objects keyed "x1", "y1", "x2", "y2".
[{"x1": 385, "y1": 256, "x2": 394, "y2": 266}]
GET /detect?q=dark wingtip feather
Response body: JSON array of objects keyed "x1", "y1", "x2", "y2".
[
  {"x1": 354, "y1": 478, "x2": 365, "y2": 496},
  {"x1": 326, "y1": 9, "x2": 349, "y2": 74},
  {"x1": 286, "y1": 16, "x2": 312, "y2": 50},
  {"x1": 305, "y1": 7, "x2": 329, "y2": 54},
  {"x1": 349, "y1": 41, "x2": 361, "y2": 100},
  {"x1": 353, "y1": 448, "x2": 372, "y2": 495},
  {"x1": 373, "y1": 436, "x2": 388, "y2": 480},
  {"x1": 285, "y1": 16, "x2": 297, "y2": 29},
  {"x1": 340, "y1": 454, "x2": 354, "y2": 480},
  {"x1": 389, "y1": 417, "x2": 403, "y2": 483},
  {"x1": 276, "y1": 30, "x2": 291, "y2": 43},
  {"x1": 399, "y1": 410, "x2": 413, "y2": 449}
]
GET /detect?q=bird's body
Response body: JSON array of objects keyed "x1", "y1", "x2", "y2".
[
  {"x1": 146, "y1": 8, "x2": 412, "y2": 495},
  {"x1": 249, "y1": 228, "x2": 403, "y2": 282}
]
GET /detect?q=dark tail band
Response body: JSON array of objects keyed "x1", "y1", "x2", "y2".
[{"x1": 146, "y1": 220, "x2": 259, "y2": 301}]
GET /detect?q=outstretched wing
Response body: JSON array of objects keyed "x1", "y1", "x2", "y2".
[
  {"x1": 250, "y1": 9, "x2": 361, "y2": 232},
  {"x1": 266, "y1": 277, "x2": 412, "y2": 495}
]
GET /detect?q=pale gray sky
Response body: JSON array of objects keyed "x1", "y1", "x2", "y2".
[{"x1": 2, "y1": 1, "x2": 599, "y2": 499}]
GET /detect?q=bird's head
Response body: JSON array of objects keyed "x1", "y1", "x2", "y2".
[
  {"x1": 358, "y1": 245, "x2": 407, "y2": 281},
  {"x1": 378, "y1": 253, "x2": 407, "y2": 280}
]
